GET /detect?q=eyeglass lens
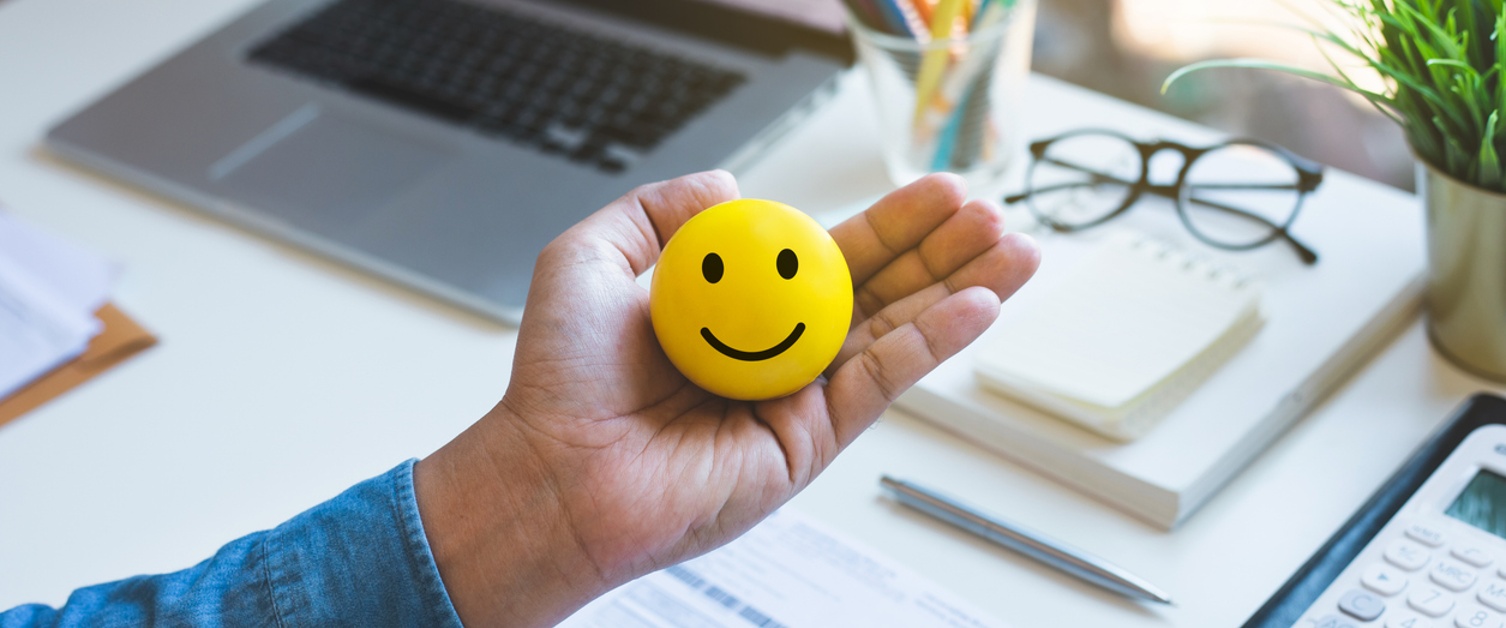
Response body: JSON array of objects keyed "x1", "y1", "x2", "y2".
[
  {"x1": 1024, "y1": 132, "x2": 1305, "y2": 249},
  {"x1": 1024, "y1": 133, "x2": 1141, "y2": 229},
  {"x1": 1179, "y1": 141, "x2": 1304, "y2": 248}
]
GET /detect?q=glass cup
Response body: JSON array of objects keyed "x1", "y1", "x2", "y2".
[{"x1": 847, "y1": 0, "x2": 1036, "y2": 192}]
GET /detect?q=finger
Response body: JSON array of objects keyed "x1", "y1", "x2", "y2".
[
  {"x1": 553, "y1": 170, "x2": 740, "y2": 277},
  {"x1": 835, "y1": 232, "x2": 1039, "y2": 370},
  {"x1": 829, "y1": 173, "x2": 967, "y2": 287},
  {"x1": 852, "y1": 198, "x2": 1007, "y2": 321},
  {"x1": 825, "y1": 286, "x2": 1002, "y2": 448}
]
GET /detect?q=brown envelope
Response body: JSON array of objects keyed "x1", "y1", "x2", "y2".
[{"x1": 0, "y1": 304, "x2": 157, "y2": 428}]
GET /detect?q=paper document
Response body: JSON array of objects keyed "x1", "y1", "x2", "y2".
[
  {"x1": 0, "y1": 212, "x2": 114, "y2": 400},
  {"x1": 560, "y1": 508, "x2": 1006, "y2": 628},
  {"x1": 0, "y1": 213, "x2": 114, "y2": 313}
]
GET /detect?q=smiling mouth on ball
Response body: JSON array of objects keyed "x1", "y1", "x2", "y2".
[{"x1": 701, "y1": 323, "x2": 806, "y2": 361}]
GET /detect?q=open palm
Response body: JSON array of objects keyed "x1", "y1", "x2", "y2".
[
  {"x1": 503, "y1": 168, "x2": 1038, "y2": 575},
  {"x1": 415, "y1": 170, "x2": 1038, "y2": 626}
]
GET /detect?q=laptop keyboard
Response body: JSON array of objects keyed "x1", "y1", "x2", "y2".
[{"x1": 248, "y1": 0, "x2": 748, "y2": 173}]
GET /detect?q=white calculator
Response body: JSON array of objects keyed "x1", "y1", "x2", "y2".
[{"x1": 1249, "y1": 395, "x2": 1506, "y2": 628}]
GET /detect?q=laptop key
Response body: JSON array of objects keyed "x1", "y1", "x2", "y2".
[
  {"x1": 347, "y1": 76, "x2": 475, "y2": 124},
  {"x1": 247, "y1": 0, "x2": 745, "y2": 174}
]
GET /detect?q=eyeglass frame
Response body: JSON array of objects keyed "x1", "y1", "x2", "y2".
[{"x1": 1004, "y1": 128, "x2": 1324, "y2": 265}]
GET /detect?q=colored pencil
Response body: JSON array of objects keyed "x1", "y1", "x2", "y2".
[
  {"x1": 910, "y1": 0, "x2": 966, "y2": 126},
  {"x1": 893, "y1": 0, "x2": 932, "y2": 43}
]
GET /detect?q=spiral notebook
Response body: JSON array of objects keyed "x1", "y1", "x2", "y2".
[{"x1": 974, "y1": 231, "x2": 1264, "y2": 441}]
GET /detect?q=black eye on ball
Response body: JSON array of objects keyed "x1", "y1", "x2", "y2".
[
  {"x1": 703, "y1": 252, "x2": 724, "y2": 283},
  {"x1": 777, "y1": 249, "x2": 798, "y2": 279}
]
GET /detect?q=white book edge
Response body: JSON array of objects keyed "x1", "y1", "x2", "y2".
[
  {"x1": 1174, "y1": 275, "x2": 1424, "y2": 524},
  {"x1": 893, "y1": 275, "x2": 1423, "y2": 529}
]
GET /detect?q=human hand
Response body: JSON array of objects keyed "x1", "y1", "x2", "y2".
[{"x1": 414, "y1": 171, "x2": 1039, "y2": 626}]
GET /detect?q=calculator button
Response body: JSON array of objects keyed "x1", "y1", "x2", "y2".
[
  {"x1": 1455, "y1": 547, "x2": 1494, "y2": 569},
  {"x1": 1433, "y1": 559, "x2": 1480, "y2": 592},
  {"x1": 1479, "y1": 580, "x2": 1506, "y2": 612},
  {"x1": 1388, "y1": 614, "x2": 1433, "y2": 628},
  {"x1": 1409, "y1": 524, "x2": 1449, "y2": 548},
  {"x1": 1391, "y1": 539, "x2": 1435, "y2": 571},
  {"x1": 1308, "y1": 614, "x2": 1358, "y2": 628},
  {"x1": 1340, "y1": 589, "x2": 1387, "y2": 621},
  {"x1": 1366, "y1": 563, "x2": 1411, "y2": 596},
  {"x1": 1412, "y1": 586, "x2": 1459, "y2": 617},
  {"x1": 1454, "y1": 603, "x2": 1503, "y2": 628}
]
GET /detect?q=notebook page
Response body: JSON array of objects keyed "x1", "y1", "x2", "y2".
[{"x1": 979, "y1": 231, "x2": 1261, "y2": 409}]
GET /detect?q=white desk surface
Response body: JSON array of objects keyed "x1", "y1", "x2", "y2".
[{"x1": 1, "y1": 0, "x2": 1502, "y2": 625}]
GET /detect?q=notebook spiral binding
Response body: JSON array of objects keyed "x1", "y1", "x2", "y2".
[{"x1": 1121, "y1": 233, "x2": 1259, "y2": 293}]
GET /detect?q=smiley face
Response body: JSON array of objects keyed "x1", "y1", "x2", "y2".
[{"x1": 650, "y1": 199, "x2": 853, "y2": 401}]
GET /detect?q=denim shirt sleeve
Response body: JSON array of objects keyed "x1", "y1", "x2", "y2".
[{"x1": 1, "y1": 459, "x2": 463, "y2": 628}]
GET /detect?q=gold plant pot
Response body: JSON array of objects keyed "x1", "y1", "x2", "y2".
[{"x1": 1421, "y1": 161, "x2": 1506, "y2": 382}]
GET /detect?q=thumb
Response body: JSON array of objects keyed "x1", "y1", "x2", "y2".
[{"x1": 557, "y1": 170, "x2": 741, "y2": 277}]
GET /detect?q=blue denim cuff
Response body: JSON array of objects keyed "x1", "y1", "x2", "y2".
[
  {"x1": 264, "y1": 458, "x2": 463, "y2": 627},
  {"x1": 1, "y1": 459, "x2": 463, "y2": 628}
]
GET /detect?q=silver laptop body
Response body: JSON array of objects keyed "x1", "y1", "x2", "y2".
[{"x1": 46, "y1": 0, "x2": 850, "y2": 323}]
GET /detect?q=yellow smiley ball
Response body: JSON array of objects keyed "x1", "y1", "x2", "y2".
[{"x1": 651, "y1": 198, "x2": 853, "y2": 401}]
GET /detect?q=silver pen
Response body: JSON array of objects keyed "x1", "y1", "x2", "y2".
[{"x1": 879, "y1": 475, "x2": 1174, "y2": 605}]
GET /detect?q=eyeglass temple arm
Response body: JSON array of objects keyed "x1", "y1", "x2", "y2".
[
  {"x1": 1004, "y1": 170, "x2": 1134, "y2": 204},
  {"x1": 1008, "y1": 178, "x2": 1312, "y2": 204},
  {"x1": 1173, "y1": 191, "x2": 1320, "y2": 265},
  {"x1": 1006, "y1": 179, "x2": 1319, "y2": 265}
]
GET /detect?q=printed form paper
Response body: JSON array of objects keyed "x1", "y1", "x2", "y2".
[
  {"x1": 0, "y1": 212, "x2": 114, "y2": 400},
  {"x1": 559, "y1": 508, "x2": 1008, "y2": 628}
]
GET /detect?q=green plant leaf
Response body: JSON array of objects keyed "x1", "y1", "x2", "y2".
[
  {"x1": 1426, "y1": 58, "x2": 1479, "y2": 73},
  {"x1": 1162, "y1": 58, "x2": 1392, "y2": 102},
  {"x1": 1496, "y1": 9, "x2": 1506, "y2": 116},
  {"x1": 1479, "y1": 110, "x2": 1502, "y2": 188},
  {"x1": 1165, "y1": 0, "x2": 1506, "y2": 190},
  {"x1": 1314, "y1": 42, "x2": 1409, "y2": 126}
]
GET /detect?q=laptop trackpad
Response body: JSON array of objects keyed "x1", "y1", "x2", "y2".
[{"x1": 211, "y1": 106, "x2": 452, "y2": 233}]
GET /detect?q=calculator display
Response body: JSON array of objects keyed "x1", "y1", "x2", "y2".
[{"x1": 1445, "y1": 469, "x2": 1506, "y2": 539}]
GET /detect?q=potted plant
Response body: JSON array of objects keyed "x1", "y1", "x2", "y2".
[{"x1": 1165, "y1": 0, "x2": 1506, "y2": 381}]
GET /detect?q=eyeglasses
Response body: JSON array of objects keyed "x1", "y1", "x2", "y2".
[{"x1": 1004, "y1": 129, "x2": 1324, "y2": 265}]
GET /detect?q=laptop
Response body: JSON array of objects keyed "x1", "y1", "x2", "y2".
[{"x1": 46, "y1": 0, "x2": 852, "y2": 323}]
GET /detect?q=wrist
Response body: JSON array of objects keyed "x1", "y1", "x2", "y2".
[{"x1": 414, "y1": 405, "x2": 611, "y2": 627}]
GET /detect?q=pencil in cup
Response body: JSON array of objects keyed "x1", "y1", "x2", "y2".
[
  {"x1": 845, "y1": 0, "x2": 1034, "y2": 186},
  {"x1": 924, "y1": 0, "x2": 1016, "y2": 167},
  {"x1": 910, "y1": 0, "x2": 969, "y2": 128}
]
